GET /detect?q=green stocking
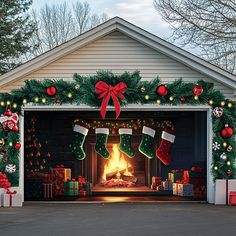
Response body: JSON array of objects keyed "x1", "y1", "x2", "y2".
[
  {"x1": 139, "y1": 126, "x2": 156, "y2": 159},
  {"x1": 95, "y1": 128, "x2": 110, "y2": 159},
  {"x1": 70, "y1": 125, "x2": 89, "y2": 160},
  {"x1": 119, "y1": 128, "x2": 135, "y2": 158}
]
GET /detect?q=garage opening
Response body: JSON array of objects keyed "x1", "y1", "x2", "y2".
[{"x1": 24, "y1": 110, "x2": 207, "y2": 202}]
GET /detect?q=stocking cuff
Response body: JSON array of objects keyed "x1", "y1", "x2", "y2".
[
  {"x1": 74, "y1": 125, "x2": 89, "y2": 136},
  {"x1": 142, "y1": 126, "x2": 156, "y2": 137},
  {"x1": 95, "y1": 128, "x2": 109, "y2": 135},
  {"x1": 119, "y1": 128, "x2": 132, "y2": 135},
  {"x1": 162, "y1": 131, "x2": 175, "y2": 143}
]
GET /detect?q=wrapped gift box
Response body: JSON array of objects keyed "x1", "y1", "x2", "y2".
[
  {"x1": 41, "y1": 172, "x2": 53, "y2": 184},
  {"x1": 51, "y1": 167, "x2": 71, "y2": 196},
  {"x1": 152, "y1": 176, "x2": 162, "y2": 185},
  {"x1": 64, "y1": 181, "x2": 79, "y2": 196},
  {"x1": 168, "y1": 171, "x2": 183, "y2": 183},
  {"x1": 215, "y1": 179, "x2": 236, "y2": 205},
  {"x1": 178, "y1": 183, "x2": 193, "y2": 197},
  {"x1": 162, "y1": 180, "x2": 173, "y2": 191},
  {"x1": 42, "y1": 183, "x2": 53, "y2": 199},
  {"x1": 173, "y1": 183, "x2": 180, "y2": 195},
  {"x1": 2, "y1": 192, "x2": 23, "y2": 207}
]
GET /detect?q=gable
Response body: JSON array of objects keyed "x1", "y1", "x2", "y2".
[{"x1": 1, "y1": 31, "x2": 234, "y2": 98}]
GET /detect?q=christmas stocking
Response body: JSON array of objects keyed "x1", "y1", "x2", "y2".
[
  {"x1": 138, "y1": 126, "x2": 156, "y2": 159},
  {"x1": 119, "y1": 128, "x2": 135, "y2": 158},
  {"x1": 95, "y1": 128, "x2": 110, "y2": 159},
  {"x1": 70, "y1": 125, "x2": 89, "y2": 160},
  {"x1": 156, "y1": 128, "x2": 175, "y2": 165}
]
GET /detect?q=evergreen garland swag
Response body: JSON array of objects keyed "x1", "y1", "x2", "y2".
[{"x1": 0, "y1": 71, "x2": 235, "y2": 185}]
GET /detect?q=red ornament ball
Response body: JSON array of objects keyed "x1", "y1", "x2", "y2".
[
  {"x1": 46, "y1": 86, "x2": 57, "y2": 96},
  {"x1": 15, "y1": 142, "x2": 21, "y2": 149},
  {"x1": 179, "y1": 97, "x2": 186, "y2": 102},
  {"x1": 192, "y1": 85, "x2": 203, "y2": 96},
  {"x1": 133, "y1": 125, "x2": 138, "y2": 130},
  {"x1": 220, "y1": 124, "x2": 233, "y2": 139},
  {"x1": 3, "y1": 157, "x2": 8, "y2": 162},
  {"x1": 1, "y1": 148, "x2": 7, "y2": 154},
  {"x1": 156, "y1": 85, "x2": 168, "y2": 96},
  {"x1": 227, "y1": 169, "x2": 232, "y2": 177},
  {"x1": 55, "y1": 99, "x2": 61, "y2": 105}
]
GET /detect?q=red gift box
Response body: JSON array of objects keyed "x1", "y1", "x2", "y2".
[
  {"x1": 0, "y1": 172, "x2": 11, "y2": 189},
  {"x1": 51, "y1": 167, "x2": 71, "y2": 196},
  {"x1": 230, "y1": 192, "x2": 236, "y2": 206}
]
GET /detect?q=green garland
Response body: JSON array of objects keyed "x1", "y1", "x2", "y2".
[{"x1": 0, "y1": 71, "x2": 235, "y2": 186}]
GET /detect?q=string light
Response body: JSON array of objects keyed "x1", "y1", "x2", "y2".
[
  {"x1": 223, "y1": 142, "x2": 227, "y2": 147},
  {"x1": 6, "y1": 101, "x2": 11, "y2": 105},
  {"x1": 169, "y1": 96, "x2": 174, "y2": 101},
  {"x1": 13, "y1": 103, "x2": 17, "y2": 108},
  {"x1": 68, "y1": 93, "x2": 72, "y2": 98},
  {"x1": 9, "y1": 142, "x2": 13, "y2": 147},
  {"x1": 156, "y1": 99, "x2": 161, "y2": 105},
  {"x1": 209, "y1": 100, "x2": 214, "y2": 105},
  {"x1": 144, "y1": 95, "x2": 149, "y2": 100},
  {"x1": 42, "y1": 98, "x2": 46, "y2": 103},
  {"x1": 0, "y1": 101, "x2": 5, "y2": 106},
  {"x1": 221, "y1": 101, "x2": 225, "y2": 106},
  {"x1": 214, "y1": 166, "x2": 218, "y2": 171},
  {"x1": 34, "y1": 97, "x2": 39, "y2": 103},
  {"x1": 227, "y1": 161, "x2": 231, "y2": 166},
  {"x1": 194, "y1": 95, "x2": 198, "y2": 100},
  {"x1": 228, "y1": 102, "x2": 232, "y2": 108},
  {"x1": 23, "y1": 99, "x2": 27, "y2": 104}
]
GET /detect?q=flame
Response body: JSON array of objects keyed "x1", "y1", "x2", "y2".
[{"x1": 102, "y1": 144, "x2": 133, "y2": 181}]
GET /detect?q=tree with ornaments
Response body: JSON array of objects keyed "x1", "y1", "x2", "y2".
[
  {"x1": 24, "y1": 115, "x2": 50, "y2": 178},
  {"x1": 0, "y1": 106, "x2": 20, "y2": 186}
]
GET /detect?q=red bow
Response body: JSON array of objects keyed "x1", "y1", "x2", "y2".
[{"x1": 95, "y1": 81, "x2": 127, "y2": 119}]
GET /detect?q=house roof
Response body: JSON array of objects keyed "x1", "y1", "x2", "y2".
[{"x1": 0, "y1": 16, "x2": 235, "y2": 90}]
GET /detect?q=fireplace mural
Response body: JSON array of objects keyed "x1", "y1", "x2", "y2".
[{"x1": 24, "y1": 111, "x2": 207, "y2": 201}]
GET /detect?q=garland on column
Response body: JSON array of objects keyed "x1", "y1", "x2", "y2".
[{"x1": 0, "y1": 71, "x2": 235, "y2": 185}]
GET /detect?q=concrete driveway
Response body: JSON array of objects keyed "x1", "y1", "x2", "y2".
[{"x1": 0, "y1": 203, "x2": 236, "y2": 236}]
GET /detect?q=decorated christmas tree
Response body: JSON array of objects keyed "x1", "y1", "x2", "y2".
[
  {"x1": 24, "y1": 114, "x2": 50, "y2": 178},
  {"x1": 0, "y1": 106, "x2": 20, "y2": 186}
]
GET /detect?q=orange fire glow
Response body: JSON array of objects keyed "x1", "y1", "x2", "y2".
[{"x1": 102, "y1": 144, "x2": 134, "y2": 181}]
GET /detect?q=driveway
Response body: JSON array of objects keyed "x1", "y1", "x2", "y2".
[{"x1": 0, "y1": 203, "x2": 236, "y2": 236}]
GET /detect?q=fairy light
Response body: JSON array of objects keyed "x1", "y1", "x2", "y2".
[{"x1": 34, "y1": 97, "x2": 39, "y2": 103}]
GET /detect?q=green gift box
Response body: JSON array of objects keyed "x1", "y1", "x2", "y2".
[
  {"x1": 64, "y1": 181, "x2": 79, "y2": 196},
  {"x1": 168, "y1": 172, "x2": 183, "y2": 183}
]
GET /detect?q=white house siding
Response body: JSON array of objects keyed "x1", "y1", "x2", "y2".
[{"x1": 1, "y1": 31, "x2": 234, "y2": 98}]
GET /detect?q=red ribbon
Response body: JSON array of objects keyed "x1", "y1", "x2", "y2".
[
  {"x1": 95, "y1": 81, "x2": 127, "y2": 119},
  {"x1": 6, "y1": 189, "x2": 17, "y2": 207}
]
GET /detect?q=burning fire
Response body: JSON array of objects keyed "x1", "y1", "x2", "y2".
[{"x1": 102, "y1": 144, "x2": 134, "y2": 181}]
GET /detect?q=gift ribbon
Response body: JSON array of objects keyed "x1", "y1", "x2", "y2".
[
  {"x1": 95, "y1": 81, "x2": 127, "y2": 119},
  {"x1": 6, "y1": 189, "x2": 17, "y2": 207}
]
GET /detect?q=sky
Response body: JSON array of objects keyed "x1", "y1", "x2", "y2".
[{"x1": 31, "y1": 0, "x2": 172, "y2": 39}]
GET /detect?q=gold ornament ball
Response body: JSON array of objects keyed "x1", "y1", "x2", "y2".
[
  {"x1": 13, "y1": 103, "x2": 17, "y2": 108},
  {"x1": 221, "y1": 101, "x2": 225, "y2": 106},
  {"x1": 75, "y1": 84, "x2": 81, "y2": 90},
  {"x1": 42, "y1": 98, "x2": 46, "y2": 103},
  {"x1": 169, "y1": 96, "x2": 174, "y2": 101},
  {"x1": 0, "y1": 101, "x2": 5, "y2": 106},
  {"x1": 223, "y1": 142, "x2": 227, "y2": 147},
  {"x1": 209, "y1": 100, "x2": 214, "y2": 105},
  {"x1": 227, "y1": 161, "x2": 231, "y2": 166},
  {"x1": 214, "y1": 166, "x2": 218, "y2": 171},
  {"x1": 9, "y1": 142, "x2": 13, "y2": 147},
  {"x1": 0, "y1": 138, "x2": 5, "y2": 146},
  {"x1": 156, "y1": 99, "x2": 161, "y2": 105},
  {"x1": 228, "y1": 102, "x2": 232, "y2": 108},
  {"x1": 144, "y1": 95, "x2": 149, "y2": 100},
  {"x1": 34, "y1": 97, "x2": 39, "y2": 103},
  {"x1": 23, "y1": 99, "x2": 27, "y2": 104},
  {"x1": 140, "y1": 86, "x2": 146, "y2": 93},
  {"x1": 6, "y1": 100, "x2": 11, "y2": 105},
  {"x1": 194, "y1": 95, "x2": 199, "y2": 100},
  {"x1": 68, "y1": 93, "x2": 73, "y2": 98}
]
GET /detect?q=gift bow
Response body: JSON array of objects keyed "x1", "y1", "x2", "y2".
[{"x1": 95, "y1": 81, "x2": 127, "y2": 119}]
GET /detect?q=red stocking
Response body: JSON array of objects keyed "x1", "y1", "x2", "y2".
[{"x1": 156, "y1": 128, "x2": 175, "y2": 165}]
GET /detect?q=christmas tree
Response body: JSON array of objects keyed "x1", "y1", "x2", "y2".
[{"x1": 24, "y1": 115, "x2": 50, "y2": 178}]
